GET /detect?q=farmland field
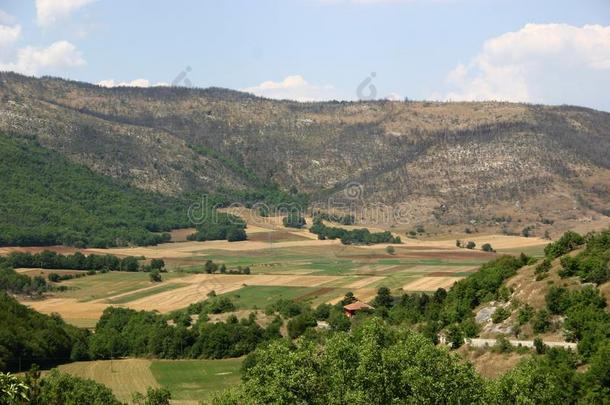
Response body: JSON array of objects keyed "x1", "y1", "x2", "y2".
[
  {"x1": 151, "y1": 358, "x2": 243, "y2": 403},
  {"x1": 9, "y1": 212, "x2": 549, "y2": 327},
  {"x1": 52, "y1": 358, "x2": 243, "y2": 404}
]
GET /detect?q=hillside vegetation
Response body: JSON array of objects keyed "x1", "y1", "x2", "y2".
[
  {"x1": 0, "y1": 132, "x2": 250, "y2": 247},
  {"x1": 1, "y1": 73, "x2": 610, "y2": 230}
]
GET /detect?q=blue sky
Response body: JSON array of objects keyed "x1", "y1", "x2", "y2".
[{"x1": 1, "y1": 0, "x2": 609, "y2": 110}]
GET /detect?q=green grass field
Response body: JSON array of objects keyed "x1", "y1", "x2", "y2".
[
  {"x1": 57, "y1": 271, "x2": 186, "y2": 302},
  {"x1": 52, "y1": 358, "x2": 243, "y2": 403},
  {"x1": 106, "y1": 282, "x2": 189, "y2": 304},
  {"x1": 221, "y1": 285, "x2": 319, "y2": 309},
  {"x1": 151, "y1": 358, "x2": 243, "y2": 402}
]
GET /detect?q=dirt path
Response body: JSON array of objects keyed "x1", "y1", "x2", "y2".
[{"x1": 466, "y1": 338, "x2": 577, "y2": 350}]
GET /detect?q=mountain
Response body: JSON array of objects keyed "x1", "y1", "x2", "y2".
[{"x1": 1, "y1": 72, "x2": 610, "y2": 232}]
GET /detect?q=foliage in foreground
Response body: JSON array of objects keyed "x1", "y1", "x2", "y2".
[
  {"x1": 212, "y1": 319, "x2": 610, "y2": 405},
  {"x1": 0, "y1": 293, "x2": 88, "y2": 372},
  {"x1": 214, "y1": 319, "x2": 486, "y2": 405}
]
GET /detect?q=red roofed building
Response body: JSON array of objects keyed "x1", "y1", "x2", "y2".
[{"x1": 343, "y1": 301, "x2": 374, "y2": 318}]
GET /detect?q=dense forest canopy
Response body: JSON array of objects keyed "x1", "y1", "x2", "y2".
[{"x1": 0, "y1": 132, "x2": 190, "y2": 248}]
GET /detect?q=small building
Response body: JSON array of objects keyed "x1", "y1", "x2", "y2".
[{"x1": 343, "y1": 301, "x2": 374, "y2": 318}]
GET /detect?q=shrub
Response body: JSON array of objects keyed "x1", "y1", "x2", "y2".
[
  {"x1": 492, "y1": 307, "x2": 511, "y2": 324},
  {"x1": 282, "y1": 213, "x2": 306, "y2": 229},
  {"x1": 481, "y1": 243, "x2": 494, "y2": 252}
]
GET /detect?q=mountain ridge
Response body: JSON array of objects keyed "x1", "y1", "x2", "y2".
[{"x1": 1, "y1": 72, "x2": 610, "y2": 233}]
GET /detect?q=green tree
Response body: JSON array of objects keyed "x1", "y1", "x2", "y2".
[
  {"x1": 372, "y1": 287, "x2": 392, "y2": 308},
  {"x1": 149, "y1": 270, "x2": 162, "y2": 282},
  {"x1": 150, "y1": 259, "x2": 165, "y2": 271},
  {"x1": 282, "y1": 213, "x2": 306, "y2": 229},
  {"x1": 37, "y1": 370, "x2": 121, "y2": 405},
  {"x1": 213, "y1": 319, "x2": 487, "y2": 404},
  {"x1": 132, "y1": 387, "x2": 172, "y2": 405}
]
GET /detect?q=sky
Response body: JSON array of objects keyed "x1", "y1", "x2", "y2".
[{"x1": 0, "y1": 0, "x2": 609, "y2": 111}]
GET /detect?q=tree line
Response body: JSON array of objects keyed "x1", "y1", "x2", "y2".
[
  {"x1": 309, "y1": 217, "x2": 402, "y2": 245},
  {"x1": 186, "y1": 214, "x2": 247, "y2": 242},
  {"x1": 0, "y1": 251, "x2": 153, "y2": 272}
]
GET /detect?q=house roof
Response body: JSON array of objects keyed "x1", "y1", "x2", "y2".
[{"x1": 343, "y1": 301, "x2": 374, "y2": 311}]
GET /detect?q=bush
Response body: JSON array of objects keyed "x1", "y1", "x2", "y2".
[
  {"x1": 287, "y1": 313, "x2": 317, "y2": 339},
  {"x1": 38, "y1": 370, "x2": 122, "y2": 405},
  {"x1": 481, "y1": 243, "x2": 494, "y2": 252},
  {"x1": 532, "y1": 309, "x2": 551, "y2": 333},
  {"x1": 149, "y1": 270, "x2": 162, "y2": 282},
  {"x1": 466, "y1": 241, "x2": 476, "y2": 249},
  {"x1": 282, "y1": 213, "x2": 306, "y2": 229},
  {"x1": 544, "y1": 231, "x2": 585, "y2": 259},
  {"x1": 492, "y1": 307, "x2": 511, "y2": 324}
]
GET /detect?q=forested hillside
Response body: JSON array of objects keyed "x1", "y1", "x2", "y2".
[{"x1": 0, "y1": 132, "x2": 194, "y2": 247}]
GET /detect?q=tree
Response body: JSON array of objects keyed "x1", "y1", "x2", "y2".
[
  {"x1": 373, "y1": 287, "x2": 392, "y2": 308},
  {"x1": 150, "y1": 259, "x2": 165, "y2": 271},
  {"x1": 328, "y1": 309, "x2": 350, "y2": 332},
  {"x1": 287, "y1": 313, "x2": 317, "y2": 339},
  {"x1": 282, "y1": 213, "x2": 306, "y2": 229},
  {"x1": 491, "y1": 307, "x2": 511, "y2": 324},
  {"x1": 37, "y1": 370, "x2": 122, "y2": 405},
  {"x1": 121, "y1": 256, "x2": 139, "y2": 272},
  {"x1": 532, "y1": 309, "x2": 551, "y2": 333},
  {"x1": 339, "y1": 292, "x2": 357, "y2": 306},
  {"x1": 132, "y1": 387, "x2": 172, "y2": 405},
  {"x1": 447, "y1": 324, "x2": 464, "y2": 348},
  {"x1": 212, "y1": 319, "x2": 487, "y2": 404},
  {"x1": 481, "y1": 243, "x2": 494, "y2": 252},
  {"x1": 226, "y1": 228, "x2": 247, "y2": 242},
  {"x1": 385, "y1": 245, "x2": 395, "y2": 255},
  {"x1": 149, "y1": 270, "x2": 162, "y2": 282},
  {"x1": 534, "y1": 337, "x2": 546, "y2": 354},
  {"x1": 466, "y1": 241, "x2": 476, "y2": 250}
]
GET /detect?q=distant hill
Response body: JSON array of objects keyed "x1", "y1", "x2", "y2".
[{"x1": 1, "y1": 72, "x2": 610, "y2": 232}]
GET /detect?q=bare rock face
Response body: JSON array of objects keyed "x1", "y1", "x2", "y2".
[{"x1": 1, "y1": 72, "x2": 610, "y2": 227}]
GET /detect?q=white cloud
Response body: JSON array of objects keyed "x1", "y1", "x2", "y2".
[
  {"x1": 0, "y1": 24, "x2": 21, "y2": 50},
  {"x1": 241, "y1": 75, "x2": 337, "y2": 101},
  {"x1": 0, "y1": 10, "x2": 16, "y2": 25},
  {"x1": 36, "y1": 0, "x2": 96, "y2": 28},
  {"x1": 0, "y1": 40, "x2": 85, "y2": 75},
  {"x1": 0, "y1": 10, "x2": 20, "y2": 53},
  {"x1": 97, "y1": 78, "x2": 169, "y2": 88},
  {"x1": 444, "y1": 24, "x2": 610, "y2": 110}
]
